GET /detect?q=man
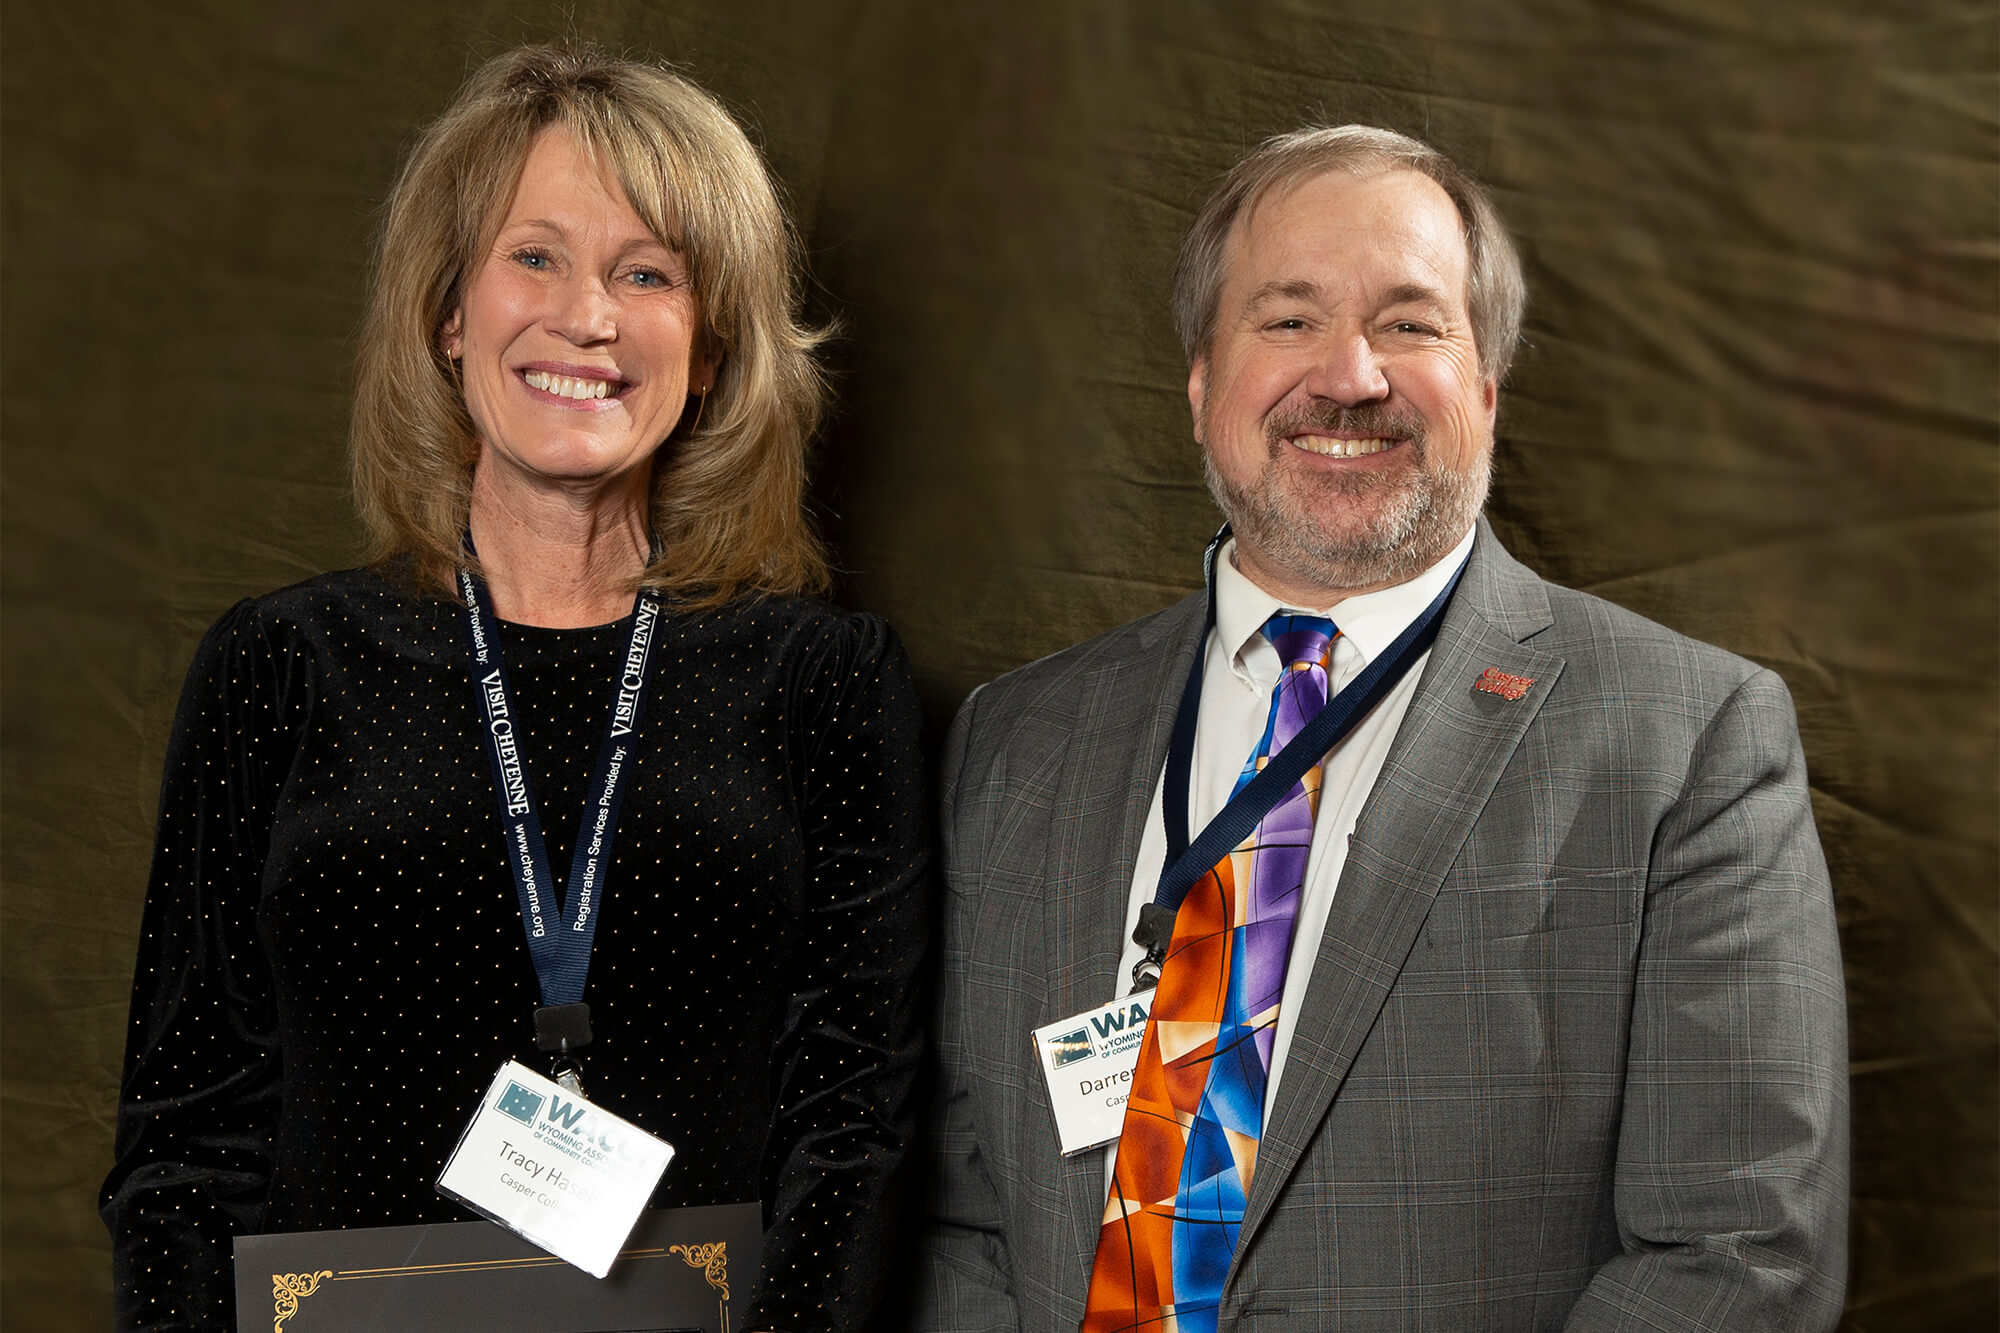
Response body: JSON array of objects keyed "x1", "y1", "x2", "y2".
[{"x1": 917, "y1": 126, "x2": 1848, "y2": 1332}]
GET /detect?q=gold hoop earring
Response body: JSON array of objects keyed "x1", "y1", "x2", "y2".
[{"x1": 688, "y1": 388, "x2": 707, "y2": 436}]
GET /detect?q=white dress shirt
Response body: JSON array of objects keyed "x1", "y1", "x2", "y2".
[{"x1": 1111, "y1": 526, "x2": 1476, "y2": 1136}]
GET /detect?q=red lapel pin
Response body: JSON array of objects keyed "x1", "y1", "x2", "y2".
[{"x1": 1474, "y1": 667, "x2": 1535, "y2": 700}]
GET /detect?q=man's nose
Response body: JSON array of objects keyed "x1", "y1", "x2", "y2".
[{"x1": 1303, "y1": 331, "x2": 1390, "y2": 404}]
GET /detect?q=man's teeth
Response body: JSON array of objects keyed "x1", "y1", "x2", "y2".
[
  {"x1": 524, "y1": 370, "x2": 614, "y2": 400},
  {"x1": 1292, "y1": 435, "x2": 1392, "y2": 457}
]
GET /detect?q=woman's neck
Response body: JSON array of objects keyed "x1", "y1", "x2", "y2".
[{"x1": 467, "y1": 463, "x2": 652, "y2": 628}]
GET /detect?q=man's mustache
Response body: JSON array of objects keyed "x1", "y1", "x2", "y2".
[{"x1": 1264, "y1": 400, "x2": 1427, "y2": 447}]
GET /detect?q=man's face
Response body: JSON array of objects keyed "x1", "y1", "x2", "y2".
[{"x1": 1191, "y1": 167, "x2": 1496, "y2": 605}]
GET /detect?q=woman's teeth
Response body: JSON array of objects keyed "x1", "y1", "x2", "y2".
[{"x1": 524, "y1": 370, "x2": 614, "y2": 400}]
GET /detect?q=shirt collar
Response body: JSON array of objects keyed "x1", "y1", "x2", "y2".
[{"x1": 1213, "y1": 525, "x2": 1476, "y2": 686}]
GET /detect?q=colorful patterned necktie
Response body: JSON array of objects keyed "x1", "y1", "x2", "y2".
[{"x1": 1081, "y1": 614, "x2": 1340, "y2": 1333}]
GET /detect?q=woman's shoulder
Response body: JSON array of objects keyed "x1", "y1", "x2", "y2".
[
  {"x1": 193, "y1": 564, "x2": 454, "y2": 664},
  {"x1": 681, "y1": 592, "x2": 901, "y2": 664},
  {"x1": 677, "y1": 595, "x2": 920, "y2": 730},
  {"x1": 239, "y1": 556, "x2": 426, "y2": 616}
]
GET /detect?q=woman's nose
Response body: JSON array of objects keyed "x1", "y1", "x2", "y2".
[{"x1": 549, "y1": 276, "x2": 617, "y2": 344}]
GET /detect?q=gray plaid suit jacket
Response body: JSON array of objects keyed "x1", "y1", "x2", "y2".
[{"x1": 916, "y1": 521, "x2": 1848, "y2": 1331}]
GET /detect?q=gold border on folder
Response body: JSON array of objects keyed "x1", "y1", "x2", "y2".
[{"x1": 269, "y1": 1237, "x2": 731, "y2": 1331}]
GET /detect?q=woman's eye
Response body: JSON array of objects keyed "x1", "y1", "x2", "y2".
[{"x1": 511, "y1": 248, "x2": 553, "y2": 271}]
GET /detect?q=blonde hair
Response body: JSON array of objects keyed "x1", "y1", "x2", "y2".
[
  {"x1": 351, "y1": 44, "x2": 831, "y2": 605},
  {"x1": 1173, "y1": 125, "x2": 1526, "y2": 384}
]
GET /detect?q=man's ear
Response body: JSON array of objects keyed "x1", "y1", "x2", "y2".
[{"x1": 1188, "y1": 356, "x2": 1209, "y2": 444}]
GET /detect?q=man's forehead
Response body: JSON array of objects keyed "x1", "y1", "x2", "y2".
[{"x1": 1224, "y1": 166, "x2": 1468, "y2": 288}]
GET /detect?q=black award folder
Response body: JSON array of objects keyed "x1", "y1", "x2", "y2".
[{"x1": 233, "y1": 1201, "x2": 760, "y2": 1333}]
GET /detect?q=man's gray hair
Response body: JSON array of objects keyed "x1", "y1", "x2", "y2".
[{"x1": 1172, "y1": 125, "x2": 1526, "y2": 384}]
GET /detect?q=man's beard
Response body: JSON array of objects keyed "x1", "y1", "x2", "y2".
[{"x1": 1202, "y1": 399, "x2": 1491, "y2": 596}]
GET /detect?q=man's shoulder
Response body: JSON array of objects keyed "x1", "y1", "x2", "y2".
[
  {"x1": 962, "y1": 591, "x2": 1205, "y2": 728},
  {"x1": 1471, "y1": 529, "x2": 1771, "y2": 701},
  {"x1": 1539, "y1": 580, "x2": 1769, "y2": 698},
  {"x1": 939, "y1": 592, "x2": 1203, "y2": 833}
]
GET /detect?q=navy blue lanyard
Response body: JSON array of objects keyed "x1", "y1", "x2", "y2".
[
  {"x1": 458, "y1": 561, "x2": 661, "y2": 1051},
  {"x1": 1130, "y1": 527, "x2": 1465, "y2": 989}
]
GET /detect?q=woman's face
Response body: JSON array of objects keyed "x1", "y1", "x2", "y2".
[{"x1": 444, "y1": 126, "x2": 714, "y2": 497}]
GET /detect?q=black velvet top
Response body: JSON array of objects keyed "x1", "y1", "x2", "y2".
[{"x1": 100, "y1": 568, "x2": 931, "y2": 1332}]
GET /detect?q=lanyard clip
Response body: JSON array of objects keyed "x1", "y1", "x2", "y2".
[
  {"x1": 537, "y1": 1003, "x2": 593, "y2": 1096},
  {"x1": 534, "y1": 1002, "x2": 593, "y2": 1053},
  {"x1": 1129, "y1": 954, "x2": 1161, "y2": 993},
  {"x1": 550, "y1": 1054, "x2": 587, "y2": 1098},
  {"x1": 1128, "y1": 901, "x2": 1179, "y2": 993}
]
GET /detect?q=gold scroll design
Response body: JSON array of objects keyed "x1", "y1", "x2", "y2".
[
  {"x1": 669, "y1": 1241, "x2": 730, "y2": 1333},
  {"x1": 272, "y1": 1270, "x2": 332, "y2": 1333}
]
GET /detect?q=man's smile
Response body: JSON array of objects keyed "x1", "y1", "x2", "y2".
[{"x1": 1285, "y1": 434, "x2": 1397, "y2": 458}]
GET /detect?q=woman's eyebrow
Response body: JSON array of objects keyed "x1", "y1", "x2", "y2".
[{"x1": 496, "y1": 218, "x2": 676, "y2": 253}]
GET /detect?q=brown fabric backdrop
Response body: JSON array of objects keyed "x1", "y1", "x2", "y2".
[{"x1": 4, "y1": 2, "x2": 1993, "y2": 1328}]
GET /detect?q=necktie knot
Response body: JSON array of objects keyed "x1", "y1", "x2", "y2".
[
  {"x1": 1264, "y1": 613, "x2": 1337, "y2": 674},
  {"x1": 1256, "y1": 615, "x2": 1339, "y2": 766}
]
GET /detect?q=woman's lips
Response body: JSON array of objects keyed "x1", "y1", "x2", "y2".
[{"x1": 522, "y1": 368, "x2": 625, "y2": 401}]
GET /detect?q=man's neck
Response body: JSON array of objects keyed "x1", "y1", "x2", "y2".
[{"x1": 1230, "y1": 522, "x2": 1477, "y2": 612}]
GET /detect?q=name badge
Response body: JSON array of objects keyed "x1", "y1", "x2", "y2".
[
  {"x1": 436, "y1": 1061, "x2": 674, "y2": 1278},
  {"x1": 1031, "y1": 994, "x2": 1152, "y2": 1155}
]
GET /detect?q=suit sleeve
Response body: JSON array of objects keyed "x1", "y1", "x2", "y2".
[
  {"x1": 912, "y1": 683, "x2": 1024, "y2": 1332},
  {"x1": 100, "y1": 603, "x2": 290, "y2": 1332},
  {"x1": 753, "y1": 613, "x2": 933, "y2": 1333},
  {"x1": 1565, "y1": 668, "x2": 1849, "y2": 1331}
]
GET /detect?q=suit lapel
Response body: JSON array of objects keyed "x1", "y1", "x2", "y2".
[
  {"x1": 1042, "y1": 593, "x2": 1208, "y2": 1285},
  {"x1": 1234, "y1": 523, "x2": 1566, "y2": 1260}
]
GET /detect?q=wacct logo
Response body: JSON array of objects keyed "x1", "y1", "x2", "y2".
[
  {"x1": 1047, "y1": 1029, "x2": 1093, "y2": 1068},
  {"x1": 496, "y1": 1081, "x2": 545, "y2": 1126}
]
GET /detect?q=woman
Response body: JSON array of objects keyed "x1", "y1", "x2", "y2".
[{"x1": 100, "y1": 45, "x2": 928, "y2": 1333}]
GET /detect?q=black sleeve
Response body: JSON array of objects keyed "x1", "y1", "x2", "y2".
[
  {"x1": 100, "y1": 602, "x2": 295, "y2": 1332},
  {"x1": 752, "y1": 612, "x2": 934, "y2": 1333}
]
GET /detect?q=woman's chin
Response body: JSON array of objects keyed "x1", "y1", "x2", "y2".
[{"x1": 475, "y1": 443, "x2": 656, "y2": 499}]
